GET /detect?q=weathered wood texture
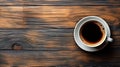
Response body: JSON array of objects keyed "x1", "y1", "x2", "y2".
[
  {"x1": 0, "y1": 0, "x2": 120, "y2": 67},
  {"x1": 0, "y1": 0, "x2": 120, "y2": 6},
  {"x1": 0, "y1": 6, "x2": 120, "y2": 50}
]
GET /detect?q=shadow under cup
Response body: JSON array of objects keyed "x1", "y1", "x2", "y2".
[{"x1": 80, "y1": 21, "x2": 106, "y2": 47}]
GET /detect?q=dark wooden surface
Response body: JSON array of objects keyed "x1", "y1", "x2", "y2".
[{"x1": 0, "y1": 0, "x2": 120, "y2": 67}]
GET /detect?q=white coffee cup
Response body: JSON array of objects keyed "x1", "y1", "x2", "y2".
[{"x1": 74, "y1": 16, "x2": 113, "y2": 51}]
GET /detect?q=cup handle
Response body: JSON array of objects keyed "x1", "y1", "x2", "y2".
[{"x1": 107, "y1": 37, "x2": 113, "y2": 42}]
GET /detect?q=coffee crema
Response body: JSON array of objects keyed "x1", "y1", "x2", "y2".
[{"x1": 80, "y1": 21, "x2": 105, "y2": 46}]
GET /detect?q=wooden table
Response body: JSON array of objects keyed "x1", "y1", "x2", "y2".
[{"x1": 0, "y1": 0, "x2": 120, "y2": 67}]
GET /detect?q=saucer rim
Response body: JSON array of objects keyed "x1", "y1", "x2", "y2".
[{"x1": 74, "y1": 16, "x2": 111, "y2": 52}]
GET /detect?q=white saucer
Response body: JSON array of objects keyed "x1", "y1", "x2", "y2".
[{"x1": 74, "y1": 16, "x2": 112, "y2": 52}]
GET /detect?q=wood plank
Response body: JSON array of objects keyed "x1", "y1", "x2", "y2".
[
  {"x1": 0, "y1": 50, "x2": 120, "y2": 66},
  {"x1": 0, "y1": 32, "x2": 119, "y2": 50},
  {"x1": 23, "y1": 6, "x2": 120, "y2": 36},
  {"x1": 0, "y1": 0, "x2": 23, "y2": 6},
  {"x1": 0, "y1": 0, "x2": 120, "y2": 6},
  {"x1": 0, "y1": 6, "x2": 119, "y2": 30},
  {"x1": 0, "y1": 6, "x2": 24, "y2": 28},
  {"x1": 23, "y1": 0, "x2": 120, "y2": 6}
]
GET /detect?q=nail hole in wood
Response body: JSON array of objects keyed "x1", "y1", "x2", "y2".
[{"x1": 12, "y1": 43, "x2": 23, "y2": 50}]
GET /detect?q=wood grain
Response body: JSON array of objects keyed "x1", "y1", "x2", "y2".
[
  {"x1": 0, "y1": 6, "x2": 119, "y2": 50},
  {"x1": 23, "y1": 0, "x2": 120, "y2": 6},
  {"x1": 0, "y1": 6, "x2": 24, "y2": 28},
  {"x1": 0, "y1": 50, "x2": 120, "y2": 67},
  {"x1": 0, "y1": 0, "x2": 120, "y2": 66},
  {"x1": 0, "y1": 0, "x2": 120, "y2": 6},
  {"x1": 0, "y1": 33, "x2": 120, "y2": 50},
  {"x1": 0, "y1": 0, "x2": 23, "y2": 6}
]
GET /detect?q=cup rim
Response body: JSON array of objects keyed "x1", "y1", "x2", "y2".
[{"x1": 79, "y1": 20, "x2": 107, "y2": 47}]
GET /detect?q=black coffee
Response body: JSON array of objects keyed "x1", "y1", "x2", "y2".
[{"x1": 80, "y1": 21, "x2": 105, "y2": 45}]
